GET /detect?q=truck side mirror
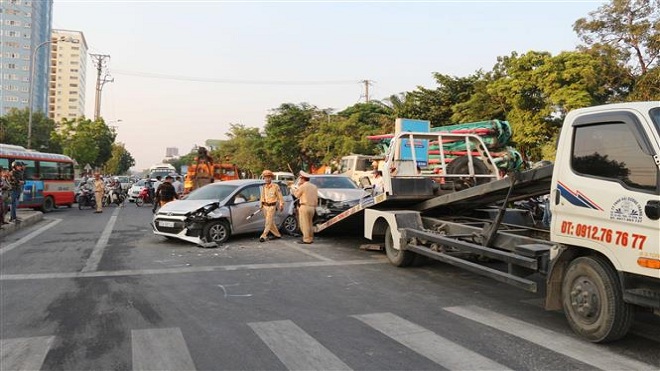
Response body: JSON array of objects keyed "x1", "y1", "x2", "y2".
[{"x1": 645, "y1": 200, "x2": 660, "y2": 220}]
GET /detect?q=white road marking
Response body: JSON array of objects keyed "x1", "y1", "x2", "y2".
[
  {"x1": 0, "y1": 259, "x2": 385, "y2": 281},
  {"x1": 444, "y1": 305, "x2": 655, "y2": 371},
  {"x1": 0, "y1": 335, "x2": 55, "y2": 371},
  {"x1": 284, "y1": 241, "x2": 334, "y2": 261},
  {"x1": 249, "y1": 320, "x2": 351, "y2": 371},
  {"x1": 353, "y1": 313, "x2": 510, "y2": 370},
  {"x1": 0, "y1": 219, "x2": 62, "y2": 256},
  {"x1": 82, "y1": 207, "x2": 121, "y2": 272},
  {"x1": 131, "y1": 328, "x2": 196, "y2": 371}
]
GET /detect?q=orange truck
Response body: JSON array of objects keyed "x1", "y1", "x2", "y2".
[{"x1": 184, "y1": 162, "x2": 240, "y2": 194}]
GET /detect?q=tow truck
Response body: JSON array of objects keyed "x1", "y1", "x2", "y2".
[{"x1": 313, "y1": 102, "x2": 660, "y2": 343}]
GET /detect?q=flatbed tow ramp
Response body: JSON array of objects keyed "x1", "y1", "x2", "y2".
[{"x1": 313, "y1": 165, "x2": 554, "y2": 233}]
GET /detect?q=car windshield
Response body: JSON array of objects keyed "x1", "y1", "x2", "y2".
[
  {"x1": 310, "y1": 176, "x2": 359, "y2": 189},
  {"x1": 117, "y1": 176, "x2": 130, "y2": 183},
  {"x1": 186, "y1": 184, "x2": 238, "y2": 200},
  {"x1": 134, "y1": 179, "x2": 147, "y2": 187}
]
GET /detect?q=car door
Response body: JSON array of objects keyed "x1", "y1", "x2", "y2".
[
  {"x1": 273, "y1": 182, "x2": 293, "y2": 225},
  {"x1": 229, "y1": 184, "x2": 264, "y2": 234}
]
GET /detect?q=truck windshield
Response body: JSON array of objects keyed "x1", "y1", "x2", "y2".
[{"x1": 650, "y1": 107, "x2": 660, "y2": 135}]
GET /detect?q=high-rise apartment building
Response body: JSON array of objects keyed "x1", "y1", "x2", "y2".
[
  {"x1": 48, "y1": 29, "x2": 87, "y2": 121},
  {"x1": 0, "y1": 0, "x2": 53, "y2": 115}
]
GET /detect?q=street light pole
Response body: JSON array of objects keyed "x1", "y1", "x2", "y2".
[{"x1": 27, "y1": 36, "x2": 72, "y2": 149}]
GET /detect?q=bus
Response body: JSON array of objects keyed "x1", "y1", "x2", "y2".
[
  {"x1": 147, "y1": 163, "x2": 176, "y2": 180},
  {"x1": 0, "y1": 144, "x2": 76, "y2": 212}
]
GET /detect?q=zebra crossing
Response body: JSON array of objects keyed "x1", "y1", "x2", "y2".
[{"x1": 2, "y1": 306, "x2": 656, "y2": 371}]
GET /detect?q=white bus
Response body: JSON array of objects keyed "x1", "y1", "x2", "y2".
[{"x1": 148, "y1": 163, "x2": 176, "y2": 179}]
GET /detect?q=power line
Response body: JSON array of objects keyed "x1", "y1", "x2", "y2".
[{"x1": 111, "y1": 70, "x2": 359, "y2": 86}]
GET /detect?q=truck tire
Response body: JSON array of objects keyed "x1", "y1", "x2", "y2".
[
  {"x1": 446, "y1": 156, "x2": 490, "y2": 187},
  {"x1": 561, "y1": 256, "x2": 633, "y2": 343},
  {"x1": 385, "y1": 226, "x2": 415, "y2": 267}
]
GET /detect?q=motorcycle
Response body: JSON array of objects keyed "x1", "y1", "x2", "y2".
[
  {"x1": 135, "y1": 187, "x2": 154, "y2": 207},
  {"x1": 103, "y1": 186, "x2": 126, "y2": 207},
  {"x1": 77, "y1": 188, "x2": 96, "y2": 210}
]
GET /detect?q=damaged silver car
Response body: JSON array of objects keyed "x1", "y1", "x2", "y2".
[{"x1": 152, "y1": 179, "x2": 298, "y2": 246}]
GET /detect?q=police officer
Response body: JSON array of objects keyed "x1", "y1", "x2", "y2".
[
  {"x1": 293, "y1": 171, "x2": 318, "y2": 244},
  {"x1": 259, "y1": 170, "x2": 284, "y2": 242},
  {"x1": 93, "y1": 172, "x2": 104, "y2": 213}
]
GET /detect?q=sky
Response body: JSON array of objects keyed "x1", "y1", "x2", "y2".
[{"x1": 52, "y1": 0, "x2": 608, "y2": 171}]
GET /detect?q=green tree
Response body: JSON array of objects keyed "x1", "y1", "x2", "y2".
[
  {"x1": 0, "y1": 108, "x2": 60, "y2": 152},
  {"x1": 55, "y1": 117, "x2": 116, "y2": 170},
  {"x1": 214, "y1": 124, "x2": 267, "y2": 178},
  {"x1": 263, "y1": 103, "x2": 319, "y2": 172},
  {"x1": 574, "y1": 0, "x2": 660, "y2": 75},
  {"x1": 103, "y1": 143, "x2": 135, "y2": 174}
]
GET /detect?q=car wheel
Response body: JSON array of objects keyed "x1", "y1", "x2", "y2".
[
  {"x1": 281, "y1": 215, "x2": 299, "y2": 235},
  {"x1": 203, "y1": 220, "x2": 230, "y2": 245}
]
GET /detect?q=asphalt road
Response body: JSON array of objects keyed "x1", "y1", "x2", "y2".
[{"x1": 1, "y1": 203, "x2": 659, "y2": 371}]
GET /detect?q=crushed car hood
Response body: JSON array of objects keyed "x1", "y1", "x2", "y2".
[
  {"x1": 317, "y1": 189, "x2": 369, "y2": 201},
  {"x1": 158, "y1": 199, "x2": 220, "y2": 214}
]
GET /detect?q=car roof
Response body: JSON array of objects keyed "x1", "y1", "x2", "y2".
[{"x1": 207, "y1": 179, "x2": 266, "y2": 186}]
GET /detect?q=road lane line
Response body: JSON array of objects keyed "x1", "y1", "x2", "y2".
[
  {"x1": 284, "y1": 241, "x2": 334, "y2": 261},
  {"x1": 82, "y1": 207, "x2": 120, "y2": 272},
  {"x1": 0, "y1": 258, "x2": 386, "y2": 281},
  {"x1": 353, "y1": 313, "x2": 510, "y2": 370},
  {"x1": 0, "y1": 335, "x2": 55, "y2": 371},
  {"x1": 131, "y1": 328, "x2": 196, "y2": 371},
  {"x1": 444, "y1": 305, "x2": 655, "y2": 371},
  {"x1": 249, "y1": 320, "x2": 352, "y2": 371},
  {"x1": 0, "y1": 219, "x2": 62, "y2": 256}
]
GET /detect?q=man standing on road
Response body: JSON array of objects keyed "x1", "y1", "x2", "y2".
[
  {"x1": 93, "y1": 172, "x2": 104, "y2": 213},
  {"x1": 152, "y1": 175, "x2": 162, "y2": 213},
  {"x1": 156, "y1": 175, "x2": 178, "y2": 209},
  {"x1": 0, "y1": 165, "x2": 9, "y2": 226},
  {"x1": 8, "y1": 161, "x2": 25, "y2": 222},
  {"x1": 293, "y1": 171, "x2": 318, "y2": 244},
  {"x1": 173, "y1": 176, "x2": 184, "y2": 198},
  {"x1": 259, "y1": 170, "x2": 284, "y2": 242}
]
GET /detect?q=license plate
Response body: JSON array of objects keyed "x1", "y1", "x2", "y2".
[{"x1": 159, "y1": 221, "x2": 175, "y2": 228}]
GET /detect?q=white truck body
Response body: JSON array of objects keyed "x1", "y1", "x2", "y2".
[{"x1": 356, "y1": 102, "x2": 660, "y2": 342}]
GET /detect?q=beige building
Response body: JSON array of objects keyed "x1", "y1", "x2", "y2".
[{"x1": 48, "y1": 29, "x2": 88, "y2": 122}]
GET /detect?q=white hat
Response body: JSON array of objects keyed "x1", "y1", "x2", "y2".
[{"x1": 299, "y1": 170, "x2": 311, "y2": 179}]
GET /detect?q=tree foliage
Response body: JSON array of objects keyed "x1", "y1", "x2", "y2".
[
  {"x1": 0, "y1": 108, "x2": 60, "y2": 152},
  {"x1": 103, "y1": 143, "x2": 136, "y2": 175},
  {"x1": 574, "y1": 0, "x2": 659, "y2": 74},
  {"x1": 53, "y1": 117, "x2": 116, "y2": 170}
]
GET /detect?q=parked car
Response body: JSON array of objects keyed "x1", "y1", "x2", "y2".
[
  {"x1": 152, "y1": 179, "x2": 298, "y2": 246},
  {"x1": 294, "y1": 174, "x2": 371, "y2": 223}
]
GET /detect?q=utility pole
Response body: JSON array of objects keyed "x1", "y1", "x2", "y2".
[
  {"x1": 90, "y1": 54, "x2": 113, "y2": 120},
  {"x1": 360, "y1": 79, "x2": 372, "y2": 103}
]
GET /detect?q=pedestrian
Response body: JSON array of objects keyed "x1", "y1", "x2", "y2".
[
  {"x1": 156, "y1": 175, "x2": 178, "y2": 208},
  {"x1": 173, "y1": 176, "x2": 184, "y2": 198},
  {"x1": 93, "y1": 172, "x2": 104, "y2": 213},
  {"x1": 152, "y1": 175, "x2": 162, "y2": 213},
  {"x1": 292, "y1": 171, "x2": 318, "y2": 244},
  {"x1": 259, "y1": 170, "x2": 284, "y2": 242},
  {"x1": 8, "y1": 161, "x2": 25, "y2": 222},
  {"x1": 0, "y1": 165, "x2": 10, "y2": 226}
]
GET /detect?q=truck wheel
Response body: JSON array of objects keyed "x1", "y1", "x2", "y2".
[
  {"x1": 41, "y1": 196, "x2": 55, "y2": 213},
  {"x1": 446, "y1": 156, "x2": 490, "y2": 187},
  {"x1": 385, "y1": 226, "x2": 415, "y2": 267},
  {"x1": 203, "y1": 220, "x2": 230, "y2": 245},
  {"x1": 561, "y1": 256, "x2": 633, "y2": 342}
]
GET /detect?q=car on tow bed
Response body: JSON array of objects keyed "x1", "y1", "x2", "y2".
[
  {"x1": 294, "y1": 174, "x2": 371, "y2": 224},
  {"x1": 152, "y1": 179, "x2": 298, "y2": 246}
]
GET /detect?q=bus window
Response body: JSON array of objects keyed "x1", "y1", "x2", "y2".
[
  {"x1": 40, "y1": 161, "x2": 59, "y2": 180},
  {"x1": 0, "y1": 158, "x2": 8, "y2": 169},
  {"x1": 21, "y1": 160, "x2": 37, "y2": 179},
  {"x1": 58, "y1": 162, "x2": 74, "y2": 180}
]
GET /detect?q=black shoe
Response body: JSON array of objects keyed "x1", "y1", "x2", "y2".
[
  {"x1": 296, "y1": 240, "x2": 313, "y2": 244},
  {"x1": 259, "y1": 237, "x2": 266, "y2": 243}
]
